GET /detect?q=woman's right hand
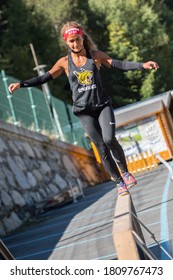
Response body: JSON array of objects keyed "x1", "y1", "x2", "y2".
[{"x1": 8, "y1": 82, "x2": 20, "y2": 94}]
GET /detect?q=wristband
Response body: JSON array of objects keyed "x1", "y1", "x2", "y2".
[{"x1": 19, "y1": 72, "x2": 53, "y2": 88}]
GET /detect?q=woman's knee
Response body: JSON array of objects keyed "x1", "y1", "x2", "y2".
[{"x1": 103, "y1": 136, "x2": 117, "y2": 147}]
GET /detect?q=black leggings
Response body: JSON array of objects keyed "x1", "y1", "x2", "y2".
[{"x1": 77, "y1": 105, "x2": 128, "y2": 181}]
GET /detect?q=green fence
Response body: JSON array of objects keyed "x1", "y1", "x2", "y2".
[{"x1": 0, "y1": 70, "x2": 90, "y2": 149}]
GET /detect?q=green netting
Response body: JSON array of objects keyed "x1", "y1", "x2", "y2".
[
  {"x1": 66, "y1": 104, "x2": 90, "y2": 149},
  {"x1": 0, "y1": 73, "x2": 16, "y2": 122},
  {"x1": 0, "y1": 70, "x2": 90, "y2": 149},
  {"x1": 27, "y1": 87, "x2": 55, "y2": 134}
]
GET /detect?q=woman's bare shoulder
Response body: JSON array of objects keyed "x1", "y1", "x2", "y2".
[
  {"x1": 58, "y1": 55, "x2": 68, "y2": 66},
  {"x1": 49, "y1": 55, "x2": 69, "y2": 78}
]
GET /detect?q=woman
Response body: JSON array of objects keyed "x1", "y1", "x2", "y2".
[{"x1": 8, "y1": 21, "x2": 159, "y2": 196}]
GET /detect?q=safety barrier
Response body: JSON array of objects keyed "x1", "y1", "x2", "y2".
[
  {"x1": 0, "y1": 70, "x2": 90, "y2": 149},
  {"x1": 112, "y1": 194, "x2": 156, "y2": 260}
]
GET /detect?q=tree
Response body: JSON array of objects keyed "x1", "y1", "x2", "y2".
[
  {"x1": 99, "y1": 1, "x2": 168, "y2": 103},
  {"x1": 151, "y1": 0, "x2": 173, "y2": 94},
  {"x1": 1, "y1": 0, "x2": 173, "y2": 107},
  {"x1": 1, "y1": 0, "x2": 60, "y2": 73}
]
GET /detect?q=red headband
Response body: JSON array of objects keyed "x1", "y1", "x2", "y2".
[{"x1": 63, "y1": 27, "x2": 83, "y2": 40}]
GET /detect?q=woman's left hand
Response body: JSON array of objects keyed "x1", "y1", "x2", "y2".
[{"x1": 143, "y1": 61, "x2": 159, "y2": 70}]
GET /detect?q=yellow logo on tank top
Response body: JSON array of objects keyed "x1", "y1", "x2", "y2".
[{"x1": 74, "y1": 70, "x2": 93, "y2": 85}]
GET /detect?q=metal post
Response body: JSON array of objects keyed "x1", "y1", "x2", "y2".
[
  {"x1": 1, "y1": 70, "x2": 18, "y2": 125},
  {"x1": 29, "y1": 43, "x2": 65, "y2": 141},
  {"x1": 77, "y1": 178, "x2": 85, "y2": 198},
  {"x1": 28, "y1": 88, "x2": 40, "y2": 132},
  {"x1": 69, "y1": 182, "x2": 77, "y2": 203}
]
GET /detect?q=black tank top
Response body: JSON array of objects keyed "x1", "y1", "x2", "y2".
[{"x1": 68, "y1": 49, "x2": 110, "y2": 114}]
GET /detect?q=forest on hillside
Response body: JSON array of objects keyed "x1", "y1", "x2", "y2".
[{"x1": 1, "y1": 0, "x2": 173, "y2": 108}]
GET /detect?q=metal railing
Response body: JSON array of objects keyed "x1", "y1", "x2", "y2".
[
  {"x1": 131, "y1": 212, "x2": 173, "y2": 260},
  {"x1": 112, "y1": 193, "x2": 173, "y2": 260},
  {"x1": 0, "y1": 239, "x2": 15, "y2": 260}
]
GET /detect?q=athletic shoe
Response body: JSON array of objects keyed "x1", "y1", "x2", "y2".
[
  {"x1": 117, "y1": 181, "x2": 129, "y2": 197},
  {"x1": 123, "y1": 172, "x2": 137, "y2": 189}
]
